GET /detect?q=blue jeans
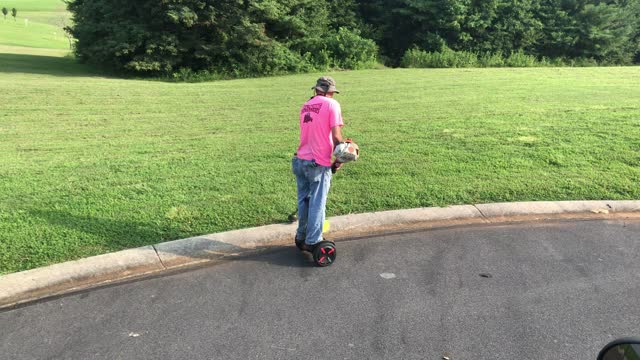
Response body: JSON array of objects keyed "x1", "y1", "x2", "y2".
[{"x1": 292, "y1": 157, "x2": 332, "y2": 245}]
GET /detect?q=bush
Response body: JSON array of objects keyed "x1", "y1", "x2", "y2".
[
  {"x1": 67, "y1": 0, "x2": 378, "y2": 78},
  {"x1": 478, "y1": 52, "x2": 505, "y2": 67},
  {"x1": 547, "y1": 57, "x2": 569, "y2": 67},
  {"x1": 231, "y1": 41, "x2": 316, "y2": 77},
  {"x1": 401, "y1": 47, "x2": 478, "y2": 68},
  {"x1": 401, "y1": 48, "x2": 609, "y2": 68},
  {"x1": 573, "y1": 57, "x2": 602, "y2": 67},
  {"x1": 293, "y1": 28, "x2": 379, "y2": 71},
  {"x1": 326, "y1": 28, "x2": 379, "y2": 70},
  {"x1": 505, "y1": 50, "x2": 539, "y2": 67},
  {"x1": 168, "y1": 68, "x2": 226, "y2": 82}
]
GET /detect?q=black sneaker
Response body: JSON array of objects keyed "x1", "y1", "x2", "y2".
[
  {"x1": 300, "y1": 243, "x2": 315, "y2": 252},
  {"x1": 295, "y1": 236, "x2": 306, "y2": 251}
]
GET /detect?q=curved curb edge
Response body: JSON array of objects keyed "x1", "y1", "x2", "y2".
[{"x1": 2, "y1": 200, "x2": 639, "y2": 308}]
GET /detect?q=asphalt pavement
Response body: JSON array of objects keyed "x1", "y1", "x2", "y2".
[{"x1": 1, "y1": 219, "x2": 639, "y2": 360}]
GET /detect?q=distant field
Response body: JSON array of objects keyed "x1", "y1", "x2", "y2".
[
  {"x1": 0, "y1": 18, "x2": 69, "y2": 48},
  {"x1": 16, "y1": 11, "x2": 68, "y2": 26},
  {"x1": 0, "y1": 53, "x2": 639, "y2": 274},
  {"x1": 0, "y1": 43, "x2": 67, "y2": 56},
  {"x1": 1, "y1": 0, "x2": 65, "y2": 12},
  {"x1": 0, "y1": 0, "x2": 69, "y2": 50}
]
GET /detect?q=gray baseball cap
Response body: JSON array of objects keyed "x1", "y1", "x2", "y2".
[{"x1": 312, "y1": 76, "x2": 340, "y2": 94}]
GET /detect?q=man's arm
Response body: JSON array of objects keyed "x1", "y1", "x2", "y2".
[
  {"x1": 331, "y1": 126, "x2": 345, "y2": 173},
  {"x1": 332, "y1": 126, "x2": 343, "y2": 146}
]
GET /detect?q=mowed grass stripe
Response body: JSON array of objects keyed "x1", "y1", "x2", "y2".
[
  {"x1": 0, "y1": 0, "x2": 69, "y2": 50},
  {"x1": 0, "y1": 63, "x2": 639, "y2": 274},
  {"x1": 0, "y1": 18, "x2": 69, "y2": 49},
  {"x1": 0, "y1": 0, "x2": 66, "y2": 12}
]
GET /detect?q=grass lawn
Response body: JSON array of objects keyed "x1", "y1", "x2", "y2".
[
  {"x1": 0, "y1": 17, "x2": 69, "y2": 49},
  {"x1": 0, "y1": 43, "x2": 67, "y2": 56},
  {"x1": 0, "y1": 0, "x2": 65, "y2": 12},
  {"x1": 0, "y1": 0, "x2": 69, "y2": 50},
  {"x1": 0, "y1": 53, "x2": 639, "y2": 274}
]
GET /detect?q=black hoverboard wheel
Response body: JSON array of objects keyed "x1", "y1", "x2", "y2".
[{"x1": 312, "y1": 241, "x2": 336, "y2": 267}]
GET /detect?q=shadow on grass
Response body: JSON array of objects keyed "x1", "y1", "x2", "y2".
[
  {"x1": 28, "y1": 208, "x2": 185, "y2": 249},
  {"x1": 28, "y1": 208, "x2": 311, "y2": 268},
  {"x1": 0, "y1": 53, "x2": 103, "y2": 77}
]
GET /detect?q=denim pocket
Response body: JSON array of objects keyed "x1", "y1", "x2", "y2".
[{"x1": 309, "y1": 165, "x2": 332, "y2": 183}]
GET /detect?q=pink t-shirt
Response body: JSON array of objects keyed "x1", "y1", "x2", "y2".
[{"x1": 297, "y1": 96, "x2": 344, "y2": 167}]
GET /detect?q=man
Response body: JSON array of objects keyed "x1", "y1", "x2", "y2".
[{"x1": 292, "y1": 76, "x2": 344, "y2": 251}]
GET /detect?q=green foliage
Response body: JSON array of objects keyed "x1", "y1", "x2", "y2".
[
  {"x1": 478, "y1": 51, "x2": 505, "y2": 67},
  {"x1": 359, "y1": 0, "x2": 470, "y2": 64},
  {"x1": 504, "y1": 50, "x2": 538, "y2": 67},
  {"x1": 536, "y1": 0, "x2": 637, "y2": 64},
  {"x1": 167, "y1": 68, "x2": 227, "y2": 82},
  {"x1": 401, "y1": 47, "x2": 479, "y2": 68},
  {"x1": 359, "y1": 0, "x2": 640, "y2": 67},
  {"x1": 10, "y1": 7, "x2": 16, "y2": 20},
  {"x1": 40, "y1": 0, "x2": 640, "y2": 75},
  {"x1": 2, "y1": 7, "x2": 7, "y2": 19},
  {"x1": 631, "y1": 0, "x2": 640, "y2": 63},
  {"x1": 326, "y1": 0, "x2": 365, "y2": 30},
  {"x1": 326, "y1": 28, "x2": 378, "y2": 70},
  {"x1": 67, "y1": 0, "x2": 378, "y2": 77},
  {"x1": 472, "y1": 0, "x2": 542, "y2": 54},
  {"x1": 294, "y1": 28, "x2": 378, "y2": 70},
  {"x1": 401, "y1": 47, "x2": 604, "y2": 68}
]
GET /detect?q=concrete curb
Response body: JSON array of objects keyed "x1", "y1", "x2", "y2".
[
  {"x1": 0, "y1": 247, "x2": 163, "y2": 309},
  {"x1": 1, "y1": 200, "x2": 639, "y2": 308}
]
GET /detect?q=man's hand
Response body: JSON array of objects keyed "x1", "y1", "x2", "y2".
[{"x1": 331, "y1": 161, "x2": 343, "y2": 174}]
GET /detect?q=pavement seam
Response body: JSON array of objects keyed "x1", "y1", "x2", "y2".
[
  {"x1": 152, "y1": 245, "x2": 167, "y2": 270},
  {"x1": 473, "y1": 204, "x2": 492, "y2": 223}
]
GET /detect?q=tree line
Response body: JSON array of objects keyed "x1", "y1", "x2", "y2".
[
  {"x1": 2, "y1": 7, "x2": 17, "y2": 21},
  {"x1": 362, "y1": 0, "x2": 640, "y2": 66},
  {"x1": 66, "y1": 0, "x2": 640, "y2": 77}
]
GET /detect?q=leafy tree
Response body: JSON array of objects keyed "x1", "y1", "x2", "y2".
[
  {"x1": 625, "y1": 0, "x2": 640, "y2": 62},
  {"x1": 359, "y1": 0, "x2": 538, "y2": 64},
  {"x1": 397, "y1": 0, "x2": 471, "y2": 51},
  {"x1": 326, "y1": 0, "x2": 364, "y2": 30},
  {"x1": 536, "y1": 0, "x2": 636, "y2": 63},
  {"x1": 357, "y1": 0, "x2": 467, "y2": 64},
  {"x1": 469, "y1": 0, "x2": 542, "y2": 54},
  {"x1": 65, "y1": 0, "x2": 640, "y2": 73},
  {"x1": 357, "y1": 0, "x2": 640, "y2": 65},
  {"x1": 11, "y1": 7, "x2": 16, "y2": 21},
  {"x1": 67, "y1": 0, "x2": 377, "y2": 76},
  {"x1": 2, "y1": 7, "x2": 8, "y2": 20}
]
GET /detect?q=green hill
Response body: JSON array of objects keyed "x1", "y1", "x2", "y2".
[
  {"x1": 0, "y1": 0, "x2": 70, "y2": 51},
  {"x1": 1, "y1": 0, "x2": 65, "y2": 12}
]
